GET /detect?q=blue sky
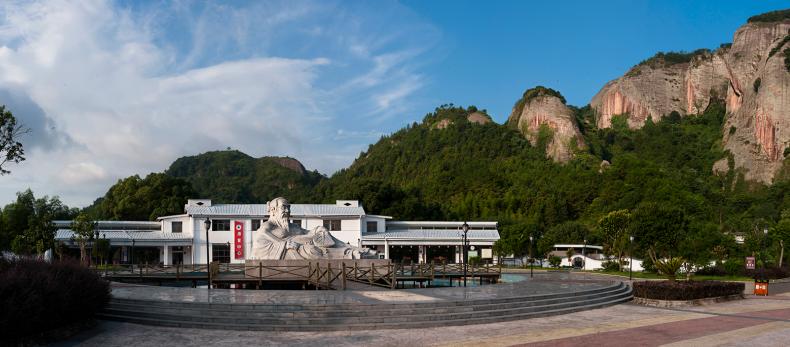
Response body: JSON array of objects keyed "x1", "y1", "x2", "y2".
[{"x1": 0, "y1": 0, "x2": 786, "y2": 207}]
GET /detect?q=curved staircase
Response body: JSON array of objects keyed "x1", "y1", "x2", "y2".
[{"x1": 99, "y1": 282, "x2": 632, "y2": 331}]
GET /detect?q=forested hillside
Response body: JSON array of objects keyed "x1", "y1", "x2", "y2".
[{"x1": 165, "y1": 151, "x2": 324, "y2": 204}]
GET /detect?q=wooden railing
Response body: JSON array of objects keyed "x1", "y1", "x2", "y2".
[{"x1": 98, "y1": 260, "x2": 501, "y2": 290}]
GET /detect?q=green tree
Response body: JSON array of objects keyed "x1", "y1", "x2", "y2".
[
  {"x1": 537, "y1": 235, "x2": 556, "y2": 267},
  {"x1": 598, "y1": 210, "x2": 631, "y2": 271},
  {"x1": 95, "y1": 238, "x2": 111, "y2": 265},
  {"x1": 549, "y1": 255, "x2": 562, "y2": 268},
  {"x1": 101, "y1": 173, "x2": 197, "y2": 221},
  {"x1": 774, "y1": 219, "x2": 790, "y2": 266},
  {"x1": 25, "y1": 213, "x2": 57, "y2": 259},
  {"x1": 0, "y1": 105, "x2": 32, "y2": 175},
  {"x1": 69, "y1": 213, "x2": 97, "y2": 263}
]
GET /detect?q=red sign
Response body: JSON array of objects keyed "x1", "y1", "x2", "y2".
[
  {"x1": 746, "y1": 257, "x2": 755, "y2": 270},
  {"x1": 233, "y1": 221, "x2": 244, "y2": 259}
]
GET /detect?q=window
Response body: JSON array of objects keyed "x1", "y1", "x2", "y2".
[
  {"x1": 252, "y1": 220, "x2": 261, "y2": 231},
  {"x1": 323, "y1": 219, "x2": 341, "y2": 231},
  {"x1": 212, "y1": 243, "x2": 230, "y2": 263},
  {"x1": 366, "y1": 221, "x2": 378, "y2": 233},
  {"x1": 291, "y1": 220, "x2": 302, "y2": 227},
  {"x1": 172, "y1": 222, "x2": 182, "y2": 233},
  {"x1": 212, "y1": 220, "x2": 230, "y2": 231}
]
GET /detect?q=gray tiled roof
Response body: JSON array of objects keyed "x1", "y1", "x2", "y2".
[
  {"x1": 55, "y1": 229, "x2": 191, "y2": 240},
  {"x1": 361, "y1": 229, "x2": 500, "y2": 240},
  {"x1": 185, "y1": 204, "x2": 366, "y2": 216}
]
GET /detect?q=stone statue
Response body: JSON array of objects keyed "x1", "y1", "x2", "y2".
[{"x1": 250, "y1": 197, "x2": 378, "y2": 260}]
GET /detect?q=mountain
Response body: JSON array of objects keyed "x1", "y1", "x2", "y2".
[
  {"x1": 165, "y1": 150, "x2": 325, "y2": 204},
  {"x1": 590, "y1": 11, "x2": 790, "y2": 185},
  {"x1": 507, "y1": 86, "x2": 585, "y2": 163}
]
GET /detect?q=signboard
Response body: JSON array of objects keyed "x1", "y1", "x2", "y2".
[
  {"x1": 746, "y1": 257, "x2": 756, "y2": 270},
  {"x1": 68, "y1": 240, "x2": 94, "y2": 249},
  {"x1": 233, "y1": 221, "x2": 244, "y2": 259}
]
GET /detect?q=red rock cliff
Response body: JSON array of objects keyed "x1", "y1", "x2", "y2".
[{"x1": 507, "y1": 92, "x2": 585, "y2": 163}]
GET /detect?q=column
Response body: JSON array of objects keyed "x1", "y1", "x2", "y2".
[
  {"x1": 163, "y1": 242, "x2": 170, "y2": 265},
  {"x1": 384, "y1": 238, "x2": 389, "y2": 259}
]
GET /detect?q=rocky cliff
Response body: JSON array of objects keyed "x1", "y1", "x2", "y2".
[
  {"x1": 590, "y1": 51, "x2": 730, "y2": 129},
  {"x1": 591, "y1": 16, "x2": 790, "y2": 184},
  {"x1": 507, "y1": 87, "x2": 585, "y2": 163},
  {"x1": 715, "y1": 20, "x2": 790, "y2": 184}
]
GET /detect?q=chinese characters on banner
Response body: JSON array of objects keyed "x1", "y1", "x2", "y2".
[
  {"x1": 233, "y1": 221, "x2": 244, "y2": 259},
  {"x1": 746, "y1": 257, "x2": 755, "y2": 270}
]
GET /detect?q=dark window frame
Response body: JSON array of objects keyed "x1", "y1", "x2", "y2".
[
  {"x1": 172, "y1": 221, "x2": 182, "y2": 233},
  {"x1": 252, "y1": 220, "x2": 261, "y2": 231},
  {"x1": 212, "y1": 220, "x2": 231, "y2": 231},
  {"x1": 323, "y1": 219, "x2": 341, "y2": 231},
  {"x1": 366, "y1": 221, "x2": 378, "y2": 233},
  {"x1": 212, "y1": 243, "x2": 231, "y2": 263}
]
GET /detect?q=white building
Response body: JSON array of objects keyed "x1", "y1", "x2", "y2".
[{"x1": 55, "y1": 199, "x2": 500, "y2": 265}]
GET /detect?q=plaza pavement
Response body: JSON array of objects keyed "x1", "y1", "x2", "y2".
[
  {"x1": 59, "y1": 296, "x2": 790, "y2": 346},
  {"x1": 52, "y1": 271, "x2": 790, "y2": 346}
]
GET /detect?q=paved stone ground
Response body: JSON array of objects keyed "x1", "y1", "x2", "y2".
[
  {"x1": 67, "y1": 296, "x2": 790, "y2": 347},
  {"x1": 58, "y1": 272, "x2": 790, "y2": 346},
  {"x1": 108, "y1": 271, "x2": 615, "y2": 304}
]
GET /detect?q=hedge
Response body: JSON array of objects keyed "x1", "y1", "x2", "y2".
[
  {"x1": 0, "y1": 257, "x2": 111, "y2": 340},
  {"x1": 633, "y1": 280, "x2": 744, "y2": 301}
]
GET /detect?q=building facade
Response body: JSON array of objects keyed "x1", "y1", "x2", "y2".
[{"x1": 55, "y1": 199, "x2": 500, "y2": 265}]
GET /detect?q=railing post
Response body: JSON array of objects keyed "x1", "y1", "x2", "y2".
[
  {"x1": 391, "y1": 262, "x2": 397, "y2": 290},
  {"x1": 354, "y1": 261, "x2": 358, "y2": 282},
  {"x1": 139, "y1": 266, "x2": 142, "y2": 282},
  {"x1": 307, "y1": 262, "x2": 311, "y2": 285},
  {"x1": 370, "y1": 263, "x2": 375, "y2": 286},
  {"x1": 316, "y1": 263, "x2": 321, "y2": 290},
  {"x1": 431, "y1": 260, "x2": 435, "y2": 280},
  {"x1": 342, "y1": 262, "x2": 347, "y2": 291},
  {"x1": 326, "y1": 263, "x2": 331, "y2": 290},
  {"x1": 443, "y1": 260, "x2": 446, "y2": 279},
  {"x1": 146, "y1": 261, "x2": 148, "y2": 275}
]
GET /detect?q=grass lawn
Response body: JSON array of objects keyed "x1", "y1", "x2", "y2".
[{"x1": 577, "y1": 270, "x2": 761, "y2": 282}]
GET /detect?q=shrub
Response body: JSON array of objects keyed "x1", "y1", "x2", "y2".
[
  {"x1": 723, "y1": 258, "x2": 744, "y2": 276},
  {"x1": 549, "y1": 255, "x2": 562, "y2": 268},
  {"x1": 601, "y1": 260, "x2": 620, "y2": 272},
  {"x1": 0, "y1": 257, "x2": 111, "y2": 340},
  {"x1": 695, "y1": 266, "x2": 727, "y2": 277},
  {"x1": 469, "y1": 256, "x2": 483, "y2": 264},
  {"x1": 633, "y1": 280, "x2": 744, "y2": 300},
  {"x1": 740, "y1": 266, "x2": 790, "y2": 279}
]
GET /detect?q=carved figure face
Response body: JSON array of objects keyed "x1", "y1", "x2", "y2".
[{"x1": 270, "y1": 197, "x2": 290, "y2": 221}]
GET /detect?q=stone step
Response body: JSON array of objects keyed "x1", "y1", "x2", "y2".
[
  {"x1": 105, "y1": 283, "x2": 628, "y2": 320},
  {"x1": 108, "y1": 282, "x2": 624, "y2": 311},
  {"x1": 99, "y1": 284, "x2": 632, "y2": 329},
  {"x1": 98, "y1": 287, "x2": 632, "y2": 331}
]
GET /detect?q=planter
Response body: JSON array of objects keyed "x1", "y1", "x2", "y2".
[
  {"x1": 1, "y1": 319, "x2": 98, "y2": 347},
  {"x1": 632, "y1": 294, "x2": 745, "y2": 308}
]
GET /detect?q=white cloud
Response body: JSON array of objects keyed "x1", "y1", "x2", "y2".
[
  {"x1": 57, "y1": 162, "x2": 108, "y2": 184},
  {"x1": 0, "y1": 0, "x2": 440, "y2": 207}
]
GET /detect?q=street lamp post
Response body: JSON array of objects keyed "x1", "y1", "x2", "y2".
[
  {"x1": 462, "y1": 221, "x2": 469, "y2": 287},
  {"x1": 204, "y1": 217, "x2": 211, "y2": 289},
  {"x1": 131, "y1": 238, "x2": 135, "y2": 266},
  {"x1": 583, "y1": 237, "x2": 587, "y2": 271},
  {"x1": 629, "y1": 234, "x2": 634, "y2": 281},
  {"x1": 763, "y1": 227, "x2": 768, "y2": 281},
  {"x1": 529, "y1": 234, "x2": 534, "y2": 278}
]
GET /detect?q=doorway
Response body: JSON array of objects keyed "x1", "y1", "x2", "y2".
[{"x1": 172, "y1": 251, "x2": 184, "y2": 265}]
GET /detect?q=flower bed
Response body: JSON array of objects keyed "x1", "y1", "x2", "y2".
[
  {"x1": 633, "y1": 280, "x2": 744, "y2": 301},
  {"x1": 0, "y1": 257, "x2": 111, "y2": 340}
]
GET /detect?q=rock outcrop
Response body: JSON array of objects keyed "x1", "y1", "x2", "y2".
[
  {"x1": 721, "y1": 21, "x2": 790, "y2": 184},
  {"x1": 274, "y1": 157, "x2": 308, "y2": 177},
  {"x1": 507, "y1": 88, "x2": 585, "y2": 163},
  {"x1": 590, "y1": 52, "x2": 730, "y2": 129},
  {"x1": 591, "y1": 17, "x2": 790, "y2": 184}
]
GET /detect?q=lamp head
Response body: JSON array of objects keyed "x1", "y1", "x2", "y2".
[
  {"x1": 630, "y1": 234, "x2": 634, "y2": 242},
  {"x1": 529, "y1": 233, "x2": 533, "y2": 242},
  {"x1": 462, "y1": 221, "x2": 469, "y2": 234},
  {"x1": 764, "y1": 227, "x2": 768, "y2": 235},
  {"x1": 204, "y1": 217, "x2": 211, "y2": 231},
  {"x1": 584, "y1": 238, "x2": 587, "y2": 244}
]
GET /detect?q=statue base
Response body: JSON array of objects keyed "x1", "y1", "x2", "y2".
[{"x1": 244, "y1": 259, "x2": 391, "y2": 280}]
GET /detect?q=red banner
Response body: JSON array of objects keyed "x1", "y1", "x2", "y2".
[{"x1": 234, "y1": 221, "x2": 244, "y2": 259}]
